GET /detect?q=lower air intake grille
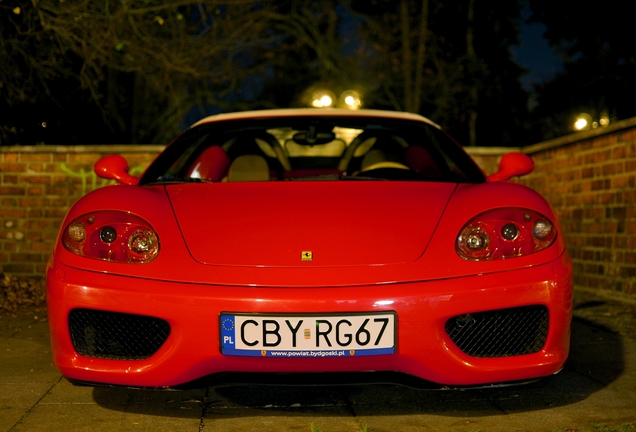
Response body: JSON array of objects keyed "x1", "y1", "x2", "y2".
[
  {"x1": 69, "y1": 309, "x2": 170, "y2": 360},
  {"x1": 445, "y1": 305, "x2": 549, "y2": 358}
]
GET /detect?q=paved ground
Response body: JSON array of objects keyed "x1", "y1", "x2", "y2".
[{"x1": 1, "y1": 289, "x2": 635, "y2": 432}]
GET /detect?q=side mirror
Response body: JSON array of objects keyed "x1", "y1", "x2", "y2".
[
  {"x1": 487, "y1": 152, "x2": 534, "y2": 182},
  {"x1": 94, "y1": 154, "x2": 139, "y2": 185}
]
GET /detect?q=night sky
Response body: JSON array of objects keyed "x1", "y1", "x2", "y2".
[{"x1": 511, "y1": 5, "x2": 564, "y2": 93}]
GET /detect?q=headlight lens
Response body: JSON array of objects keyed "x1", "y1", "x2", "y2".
[
  {"x1": 128, "y1": 230, "x2": 158, "y2": 255},
  {"x1": 62, "y1": 211, "x2": 159, "y2": 263},
  {"x1": 533, "y1": 219, "x2": 553, "y2": 239},
  {"x1": 67, "y1": 222, "x2": 86, "y2": 242},
  {"x1": 456, "y1": 208, "x2": 556, "y2": 261}
]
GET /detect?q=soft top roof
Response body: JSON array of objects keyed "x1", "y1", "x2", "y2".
[{"x1": 191, "y1": 108, "x2": 442, "y2": 129}]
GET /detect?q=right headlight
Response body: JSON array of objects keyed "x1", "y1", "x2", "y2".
[{"x1": 456, "y1": 208, "x2": 556, "y2": 261}]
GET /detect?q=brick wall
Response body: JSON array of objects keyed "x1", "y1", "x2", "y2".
[{"x1": 1, "y1": 119, "x2": 635, "y2": 297}]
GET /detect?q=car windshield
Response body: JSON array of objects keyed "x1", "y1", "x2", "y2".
[{"x1": 139, "y1": 115, "x2": 486, "y2": 185}]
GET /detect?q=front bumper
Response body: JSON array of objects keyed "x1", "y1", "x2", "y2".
[{"x1": 47, "y1": 254, "x2": 572, "y2": 388}]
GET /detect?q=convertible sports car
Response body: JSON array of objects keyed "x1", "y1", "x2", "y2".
[{"x1": 47, "y1": 108, "x2": 573, "y2": 389}]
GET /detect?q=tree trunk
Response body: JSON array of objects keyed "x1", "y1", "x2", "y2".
[
  {"x1": 399, "y1": 0, "x2": 413, "y2": 111},
  {"x1": 466, "y1": 0, "x2": 478, "y2": 146},
  {"x1": 399, "y1": 0, "x2": 429, "y2": 113},
  {"x1": 412, "y1": 0, "x2": 429, "y2": 114}
]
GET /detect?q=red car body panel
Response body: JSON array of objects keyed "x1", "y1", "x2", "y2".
[
  {"x1": 48, "y1": 254, "x2": 571, "y2": 387},
  {"x1": 168, "y1": 181, "x2": 456, "y2": 266},
  {"x1": 51, "y1": 181, "x2": 566, "y2": 286},
  {"x1": 46, "y1": 109, "x2": 573, "y2": 388}
]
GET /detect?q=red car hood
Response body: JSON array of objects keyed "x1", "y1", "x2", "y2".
[{"x1": 166, "y1": 182, "x2": 457, "y2": 267}]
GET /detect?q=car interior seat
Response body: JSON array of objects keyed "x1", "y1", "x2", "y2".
[
  {"x1": 404, "y1": 146, "x2": 443, "y2": 178},
  {"x1": 227, "y1": 155, "x2": 271, "y2": 181},
  {"x1": 186, "y1": 146, "x2": 231, "y2": 181}
]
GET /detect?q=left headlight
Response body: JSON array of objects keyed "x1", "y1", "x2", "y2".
[
  {"x1": 456, "y1": 208, "x2": 556, "y2": 261},
  {"x1": 62, "y1": 211, "x2": 159, "y2": 263}
]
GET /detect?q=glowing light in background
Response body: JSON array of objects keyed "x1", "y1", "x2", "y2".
[
  {"x1": 311, "y1": 90, "x2": 362, "y2": 109},
  {"x1": 311, "y1": 91, "x2": 336, "y2": 108},
  {"x1": 573, "y1": 112, "x2": 610, "y2": 131},
  {"x1": 340, "y1": 90, "x2": 362, "y2": 110},
  {"x1": 574, "y1": 113, "x2": 591, "y2": 131}
]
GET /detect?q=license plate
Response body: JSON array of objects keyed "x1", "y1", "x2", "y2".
[{"x1": 220, "y1": 312, "x2": 396, "y2": 357}]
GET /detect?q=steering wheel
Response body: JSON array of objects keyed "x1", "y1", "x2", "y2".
[{"x1": 360, "y1": 161, "x2": 410, "y2": 172}]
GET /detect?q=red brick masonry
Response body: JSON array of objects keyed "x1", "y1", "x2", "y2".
[{"x1": 2, "y1": 119, "x2": 635, "y2": 296}]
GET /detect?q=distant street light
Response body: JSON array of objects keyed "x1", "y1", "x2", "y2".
[
  {"x1": 573, "y1": 112, "x2": 610, "y2": 131},
  {"x1": 311, "y1": 90, "x2": 336, "y2": 108},
  {"x1": 340, "y1": 90, "x2": 362, "y2": 110},
  {"x1": 574, "y1": 114, "x2": 591, "y2": 131},
  {"x1": 311, "y1": 89, "x2": 362, "y2": 109}
]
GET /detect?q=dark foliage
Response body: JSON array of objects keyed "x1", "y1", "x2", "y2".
[{"x1": 528, "y1": 0, "x2": 636, "y2": 139}]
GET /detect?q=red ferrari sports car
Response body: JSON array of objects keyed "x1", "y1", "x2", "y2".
[{"x1": 47, "y1": 109, "x2": 573, "y2": 389}]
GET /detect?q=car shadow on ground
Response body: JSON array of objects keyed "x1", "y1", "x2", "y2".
[{"x1": 90, "y1": 317, "x2": 625, "y2": 418}]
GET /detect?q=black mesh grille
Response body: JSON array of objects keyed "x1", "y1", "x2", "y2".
[
  {"x1": 69, "y1": 309, "x2": 170, "y2": 360},
  {"x1": 445, "y1": 305, "x2": 549, "y2": 358}
]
